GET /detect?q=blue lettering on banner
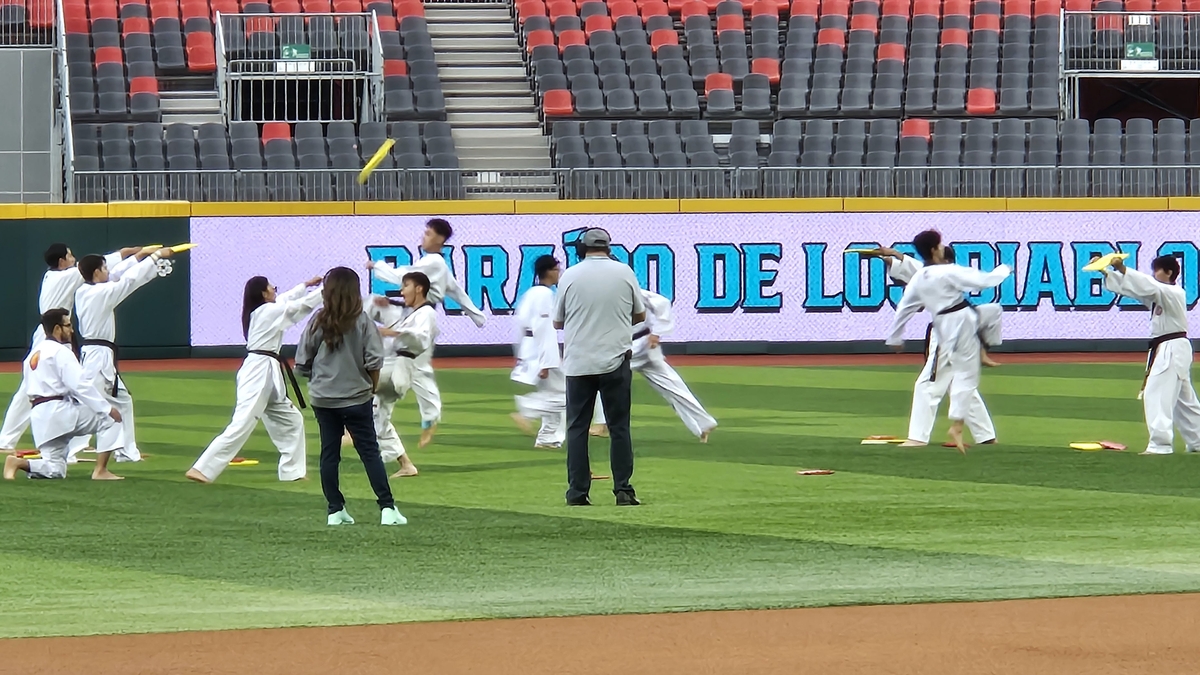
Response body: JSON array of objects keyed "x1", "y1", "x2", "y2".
[
  {"x1": 949, "y1": 242, "x2": 997, "y2": 304},
  {"x1": 1158, "y1": 241, "x2": 1200, "y2": 308},
  {"x1": 462, "y1": 245, "x2": 513, "y2": 314},
  {"x1": 801, "y1": 243, "x2": 843, "y2": 312},
  {"x1": 885, "y1": 242, "x2": 918, "y2": 307},
  {"x1": 843, "y1": 241, "x2": 885, "y2": 312},
  {"x1": 1071, "y1": 242, "x2": 1118, "y2": 310},
  {"x1": 364, "y1": 245, "x2": 414, "y2": 296},
  {"x1": 514, "y1": 244, "x2": 557, "y2": 300},
  {"x1": 430, "y1": 246, "x2": 463, "y2": 314},
  {"x1": 1115, "y1": 242, "x2": 1144, "y2": 309},
  {"x1": 695, "y1": 243, "x2": 742, "y2": 313},
  {"x1": 995, "y1": 242, "x2": 1020, "y2": 307},
  {"x1": 631, "y1": 244, "x2": 676, "y2": 301},
  {"x1": 742, "y1": 243, "x2": 782, "y2": 312},
  {"x1": 1019, "y1": 242, "x2": 1071, "y2": 309}
]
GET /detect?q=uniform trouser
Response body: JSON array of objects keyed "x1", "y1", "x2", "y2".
[
  {"x1": 1142, "y1": 341, "x2": 1200, "y2": 454},
  {"x1": 0, "y1": 379, "x2": 30, "y2": 449},
  {"x1": 566, "y1": 356, "x2": 635, "y2": 502},
  {"x1": 376, "y1": 359, "x2": 409, "y2": 464},
  {"x1": 515, "y1": 369, "x2": 566, "y2": 446},
  {"x1": 191, "y1": 385, "x2": 307, "y2": 482},
  {"x1": 28, "y1": 410, "x2": 115, "y2": 479},
  {"x1": 907, "y1": 356, "x2": 996, "y2": 443},
  {"x1": 313, "y1": 401, "x2": 395, "y2": 515},
  {"x1": 409, "y1": 360, "x2": 441, "y2": 426},
  {"x1": 89, "y1": 377, "x2": 139, "y2": 462},
  {"x1": 592, "y1": 353, "x2": 717, "y2": 438}
]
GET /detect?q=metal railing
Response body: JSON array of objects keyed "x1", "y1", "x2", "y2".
[
  {"x1": 68, "y1": 165, "x2": 1200, "y2": 202},
  {"x1": 1063, "y1": 10, "x2": 1200, "y2": 72},
  {"x1": 0, "y1": 5, "x2": 55, "y2": 47},
  {"x1": 55, "y1": 0, "x2": 73, "y2": 202},
  {"x1": 215, "y1": 12, "x2": 383, "y2": 124}
]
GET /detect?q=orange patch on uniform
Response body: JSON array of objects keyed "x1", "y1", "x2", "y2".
[{"x1": 29, "y1": 352, "x2": 40, "y2": 370}]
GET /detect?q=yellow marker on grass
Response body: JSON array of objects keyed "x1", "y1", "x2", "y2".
[{"x1": 358, "y1": 138, "x2": 396, "y2": 185}]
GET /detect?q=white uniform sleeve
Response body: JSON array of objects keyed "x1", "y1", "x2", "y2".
[
  {"x1": 280, "y1": 288, "x2": 324, "y2": 328},
  {"x1": 530, "y1": 292, "x2": 560, "y2": 370},
  {"x1": 372, "y1": 259, "x2": 408, "y2": 287},
  {"x1": 886, "y1": 282, "x2": 925, "y2": 347},
  {"x1": 395, "y1": 308, "x2": 436, "y2": 355},
  {"x1": 106, "y1": 251, "x2": 139, "y2": 281},
  {"x1": 442, "y1": 271, "x2": 487, "y2": 328},
  {"x1": 944, "y1": 263, "x2": 1012, "y2": 292},
  {"x1": 887, "y1": 255, "x2": 922, "y2": 284},
  {"x1": 276, "y1": 283, "x2": 310, "y2": 304},
  {"x1": 644, "y1": 292, "x2": 675, "y2": 336},
  {"x1": 1104, "y1": 268, "x2": 1168, "y2": 308},
  {"x1": 92, "y1": 254, "x2": 163, "y2": 308},
  {"x1": 58, "y1": 349, "x2": 111, "y2": 415}
]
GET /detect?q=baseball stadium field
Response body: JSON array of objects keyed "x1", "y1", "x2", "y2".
[{"x1": 2, "y1": 353, "x2": 1200, "y2": 674}]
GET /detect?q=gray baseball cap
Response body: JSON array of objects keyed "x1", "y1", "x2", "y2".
[{"x1": 580, "y1": 228, "x2": 611, "y2": 248}]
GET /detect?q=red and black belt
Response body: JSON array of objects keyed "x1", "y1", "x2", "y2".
[{"x1": 30, "y1": 395, "x2": 64, "y2": 408}]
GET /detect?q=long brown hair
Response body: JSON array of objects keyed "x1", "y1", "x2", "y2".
[{"x1": 313, "y1": 267, "x2": 362, "y2": 350}]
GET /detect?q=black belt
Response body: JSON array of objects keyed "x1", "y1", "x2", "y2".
[
  {"x1": 30, "y1": 395, "x2": 64, "y2": 408},
  {"x1": 81, "y1": 339, "x2": 121, "y2": 396},
  {"x1": 1142, "y1": 331, "x2": 1189, "y2": 394},
  {"x1": 248, "y1": 349, "x2": 306, "y2": 409},
  {"x1": 397, "y1": 350, "x2": 417, "y2": 359},
  {"x1": 927, "y1": 301, "x2": 986, "y2": 383},
  {"x1": 524, "y1": 329, "x2": 534, "y2": 337},
  {"x1": 633, "y1": 328, "x2": 651, "y2": 340},
  {"x1": 937, "y1": 300, "x2": 971, "y2": 315}
]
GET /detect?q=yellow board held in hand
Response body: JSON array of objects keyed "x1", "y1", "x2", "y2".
[
  {"x1": 358, "y1": 138, "x2": 396, "y2": 185},
  {"x1": 1081, "y1": 252, "x2": 1129, "y2": 272}
]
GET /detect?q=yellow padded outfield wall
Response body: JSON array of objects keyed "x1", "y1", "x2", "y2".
[{"x1": 4, "y1": 196, "x2": 1200, "y2": 218}]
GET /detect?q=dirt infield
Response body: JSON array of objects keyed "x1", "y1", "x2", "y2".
[
  {"x1": 8, "y1": 593, "x2": 1200, "y2": 675},
  {"x1": 0, "y1": 351, "x2": 1146, "y2": 374}
]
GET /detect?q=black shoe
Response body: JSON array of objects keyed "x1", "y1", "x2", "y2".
[
  {"x1": 566, "y1": 496, "x2": 591, "y2": 506},
  {"x1": 615, "y1": 492, "x2": 640, "y2": 506}
]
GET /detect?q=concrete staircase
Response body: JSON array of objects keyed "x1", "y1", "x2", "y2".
[
  {"x1": 159, "y1": 75, "x2": 223, "y2": 126},
  {"x1": 425, "y1": 1, "x2": 557, "y2": 198}
]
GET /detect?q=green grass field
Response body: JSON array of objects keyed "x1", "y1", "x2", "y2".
[{"x1": 3, "y1": 360, "x2": 1200, "y2": 639}]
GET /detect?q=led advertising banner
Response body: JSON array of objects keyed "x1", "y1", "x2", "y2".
[{"x1": 189, "y1": 212, "x2": 1198, "y2": 347}]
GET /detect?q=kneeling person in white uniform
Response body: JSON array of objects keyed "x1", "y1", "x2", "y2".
[
  {"x1": 1099, "y1": 254, "x2": 1200, "y2": 455},
  {"x1": 374, "y1": 272, "x2": 439, "y2": 477},
  {"x1": 511, "y1": 255, "x2": 566, "y2": 448},
  {"x1": 186, "y1": 275, "x2": 324, "y2": 484},
  {"x1": 4, "y1": 310, "x2": 121, "y2": 481},
  {"x1": 592, "y1": 288, "x2": 718, "y2": 442}
]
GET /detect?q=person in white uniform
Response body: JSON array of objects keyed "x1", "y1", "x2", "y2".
[
  {"x1": 373, "y1": 271, "x2": 439, "y2": 478},
  {"x1": 73, "y1": 247, "x2": 174, "y2": 474},
  {"x1": 590, "y1": 289, "x2": 718, "y2": 442},
  {"x1": 886, "y1": 230, "x2": 1010, "y2": 453},
  {"x1": 368, "y1": 218, "x2": 486, "y2": 448},
  {"x1": 870, "y1": 246, "x2": 999, "y2": 446},
  {"x1": 186, "y1": 275, "x2": 324, "y2": 484},
  {"x1": 364, "y1": 289, "x2": 426, "y2": 479},
  {"x1": 1097, "y1": 254, "x2": 1200, "y2": 455},
  {"x1": 0, "y1": 243, "x2": 138, "y2": 453},
  {"x1": 511, "y1": 255, "x2": 566, "y2": 448},
  {"x1": 4, "y1": 310, "x2": 122, "y2": 481}
]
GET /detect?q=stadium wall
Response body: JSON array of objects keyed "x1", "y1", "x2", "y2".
[{"x1": 1, "y1": 198, "x2": 1198, "y2": 360}]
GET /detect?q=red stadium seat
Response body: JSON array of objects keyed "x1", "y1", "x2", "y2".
[
  {"x1": 877, "y1": 41, "x2": 905, "y2": 60},
  {"x1": 680, "y1": 0, "x2": 709, "y2": 19},
  {"x1": 668, "y1": 0, "x2": 687, "y2": 12},
  {"x1": 972, "y1": 13, "x2": 999, "y2": 29},
  {"x1": 332, "y1": 0, "x2": 360, "y2": 11},
  {"x1": 913, "y1": 0, "x2": 939, "y2": 15},
  {"x1": 943, "y1": 0, "x2": 969, "y2": 15},
  {"x1": 302, "y1": 0, "x2": 332, "y2": 10},
  {"x1": 966, "y1": 87, "x2": 996, "y2": 114},
  {"x1": 64, "y1": 13, "x2": 89, "y2": 32},
  {"x1": 547, "y1": 0, "x2": 575, "y2": 21},
  {"x1": 185, "y1": 31, "x2": 216, "y2": 72},
  {"x1": 210, "y1": 0, "x2": 238, "y2": 14},
  {"x1": 881, "y1": 0, "x2": 909, "y2": 14},
  {"x1": 941, "y1": 27, "x2": 968, "y2": 45},
  {"x1": 716, "y1": 12, "x2": 742, "y2": 31},
  {"x1": 751, "y1": 56, "x2": 779, "y2": 83},
  {"x1": 584, "y1": 13, "x2": 612, "y2": 35},
  {"x1": 527, "y1": 28, "x2": 555, "y2": 51},
  {"x1": 383, "y1": 58, "x2": 407, "y2": 76},
  {"x1": 28, "y1": 0, "x2": 55, "y2": 28},
  {"x1": 704, "y1": 71, "x2": 733, "y2": 94},
  {"x1": 820, "y1": 0, "x2": 849, "y2": 16},
  {"x1": 640, "y1": 0, "x2": 669, "y2": 17},
  {"x1": 542, "y1": 89, "x2": 574, "y2": 116},
  {"x1": 129, "y1": 75, "x2": 159, "y2": 94},
  {"x1": 557, "y1": 28, "x2": 586, "y2": 50},
  {"x1": 1003, "y1": 0, "x2": 1031, "y2": 14},
  {"x1": 791, "y1": 0, "x2": 819, "y2": 14},
  {"x1": 89, "y1": 2, "x2": 118, "y2": 19},
  {"x1": 817, "y1": 26, "x2": 846, "y2": 46},
  {"x1": 121, "y1": 15, "x2": 150, "y2": 34},
  {"x1": 245, "y1": 15, "x2": 274, "y2": 32},
  {"x1": 901, "y1": 118, "x2": 930, "y2": 140},
  {"x1": 849, "y1": 12, "x2": 877, "y2": 30},
  {"x1": 375, "y1": 14, "x2": 397, "y2": 31},
  {"x1": 609, "y1": 0, "x2": 638, "y2": 17},
  {"x1": 650, "y1": 27, "x2": 678, "y2": 51},
  {"x1": 272, "y1": 0, "x2": 299, "y2": 11},
  {"x1": 94, "y1": 45, "x2": 123, "y2": 64},
  {"x1": 751, "y1": 0, "x2": 779, "y2": 15},
  {"x1": 517, "y1": 0, "x2": 547, "y2": 21},
  {"x1": 1063, "y1": 0, "x2": 1088, "y2": 9},
  {"x1": 393, "y1": 0, "x2": 421, "y2": 14},
  {"x1": 261, "y1": 122, "x2": 290, "y2": 144},
  {"x1": 1124, "y1": 0, "x2": 1151, "y2": 9},
  {"x1": 1156, "y1": 0, "x2": 1182, "y2": 8}
]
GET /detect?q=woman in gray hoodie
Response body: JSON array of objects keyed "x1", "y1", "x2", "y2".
[{"x1": 296, "y1": 266, "x2": 406, "y2": 526}]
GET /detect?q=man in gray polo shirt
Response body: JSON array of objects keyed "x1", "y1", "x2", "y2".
[{"x1": 553, "y1": 228, "x2": 646, "y2": 506}]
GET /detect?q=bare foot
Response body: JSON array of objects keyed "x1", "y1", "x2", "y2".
[
  {"x1": 534, "y1": 443, "x2": 561, "y2": 449},
  {"x1": 982, "y1": 354, "x2": 1001, "y2": 367},
  {"x1": 699, "y1": 431, "x2": 710, "y2": 444},
  {"x1": 185, "y1": 468, "x2": 211, "y2": 484},
  {"x1": 92, "y1": 470, "x2": 125, "y2": 481},
  {"x1": 589, "y1": 424, "x2": 609, "y2": 438},
  {"x1": 391, "y1": 456, "x2": 418, "y2": 477},
  {"x1": 948, "y1": 423, "x2": 966, "y2": 455},
  {"x1": 3, "y1": 455, "x2": 19, "y2": 480},
  {"x1": 418, "y1": 424, "x2": 437, "y2": 448},
  {"x1": 510, "y1": 412, "x2": 535, "y2": 436},
  {"x1": 898, "y1": 440, "x2": 928, "y2": 447}
]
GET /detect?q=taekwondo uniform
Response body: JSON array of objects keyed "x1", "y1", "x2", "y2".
[
  {"x1": 21, "y1": 339, "x2": 115, "y2": 479},
  {"x1": 887, "y1": 263, "x2": 1010, "y2": 428},
  {"x1": 190, "y1": 283, "x2": 323, "y2": 482},
  {"x1": 1104, "y1": 266, "x2": 1200, "y2": 455},
  {"x1": 887, "y1": 255, "x2": 998, "y2": 444},
  {"x1": 73, "y1": 253, "x2": 165, "y2": 462},
  {"x1": 593, "y1": 290, "x2": 717, "y2": 438},
  {"x1": 372, "y1": 252, "x2": 485, "y2": 429},
  {"x1": 0, "y1": 249, "x2": 125, "y2": 451},
  {"x1": 375, "y1": 301, "x2": 439, "y2": 466},
  {"x1": 512, "y1": 284, "x2": 566, "y2": 447}
]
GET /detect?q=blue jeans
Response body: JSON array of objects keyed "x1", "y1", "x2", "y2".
[{"x1": 313, "y1": 401, "x2": 395, "y2": 514}]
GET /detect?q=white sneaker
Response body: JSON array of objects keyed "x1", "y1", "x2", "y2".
[
  {"x1": 380, "y1": 507, "x2": 408, "y2": 526},
  {"x1": 327, "y1": 509, "x2": 355, "y2": 526}
]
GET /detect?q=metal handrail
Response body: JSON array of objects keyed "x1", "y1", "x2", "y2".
[
  {"x1": 55, "y1": 0, "x2": 73, "y2": 202},
  {"x1": 215, "y1": 12, "x2": 228, "y2": 124}
]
